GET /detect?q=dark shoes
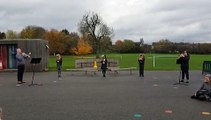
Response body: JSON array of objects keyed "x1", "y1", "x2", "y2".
[
  {"x1": 180, "y1": 79, "x2": 189, "y2": 83},
  {"x1": 180, "y1": 79, "x2": 184, "y2": 82},
  {"x1": 191, "y1": 95, "x2": 196, "y2": 99},
  {"x1": 191, "y1": 95, "x2": 211, "y2": 102},
  {"x1": 58, "y1": 75, "x2": 62, "y2": 77},
  {"x1": 139, "y1": 75, "x2": 144, "y2": 77}
]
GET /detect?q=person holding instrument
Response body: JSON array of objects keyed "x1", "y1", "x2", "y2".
[
  {"x1": 16, "y1": 48, "x2": 31, "y2": 86},
  {"x1": 101, "y1": 55, "x2": 107, "y2": 77},
  {"x1": 138, "y1": 53, "x2": 145, "y2": 77},
  {"x1": 177, "y1": 50, "x2": 190, "y2": 83},
  {"x1": 56, "y1": 54, "x2": 62, "y2": 77}
]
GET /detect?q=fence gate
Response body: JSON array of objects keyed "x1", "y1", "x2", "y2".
[{"x1": 202, "y1": 61, "x2": 211, "y2": 74}]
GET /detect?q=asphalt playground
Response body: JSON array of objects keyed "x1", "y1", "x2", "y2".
[{"x1": 0, "y1": 70, "x2": 211, "y2": 120}]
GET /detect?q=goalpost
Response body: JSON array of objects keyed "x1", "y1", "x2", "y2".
[{"x1": 152, "y1": 55, "x2": 177, "y2": 67}]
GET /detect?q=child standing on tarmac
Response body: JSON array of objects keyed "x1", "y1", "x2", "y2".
[{"x1": 56, "y1": 54, "x2": 62, "y2": 77}]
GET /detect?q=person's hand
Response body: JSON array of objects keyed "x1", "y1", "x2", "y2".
[{"x1": 179, "y1": 54, "x2": 184, "y2": 57}]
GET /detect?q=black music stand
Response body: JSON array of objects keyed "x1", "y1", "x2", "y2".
[
  {"x1": 173, "y1": 59, "x2": 188, "y2": 86},
  {"x1": 173, "y1": 70, "x2": 188, "y2": 86},
  {"x1": 29, "y1": 58, "x2": 42, "y2": 87}
]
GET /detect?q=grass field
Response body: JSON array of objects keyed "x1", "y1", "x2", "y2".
[{"x1": 49, "y1": 53, "x2": 211, "y2": 71}]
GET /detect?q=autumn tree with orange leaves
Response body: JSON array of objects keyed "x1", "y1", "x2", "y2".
[
  {"x1": 71, "y1": 38, "x2": 93, "y2": 55},
  {"x1": 45, "y1": 29, "x2": 70, "y2": 54}
]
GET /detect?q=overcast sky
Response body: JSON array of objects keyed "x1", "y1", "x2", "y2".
[{"x1": 0, "y1": 0, "x2": 211, "y2": 43}]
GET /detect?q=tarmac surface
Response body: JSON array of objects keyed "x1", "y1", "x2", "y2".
[{"x1": 0, "y1": 71, "x2": 211, "y2": 120}]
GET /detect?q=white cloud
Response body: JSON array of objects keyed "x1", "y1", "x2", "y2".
[{"x1": 0, "y1": 0, "x2": 210, "y2": 43}]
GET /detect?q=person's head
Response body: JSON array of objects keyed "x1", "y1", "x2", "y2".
[
  {"x1": 140, "y1": 53, "x2": 144, "y2": 57},
  {"x1": 204, "y1": 74, "x2": 211, "y2": 83},
  {"x1": 16, "y1": 48, "x2": 22, "y2": 53},
  {"x1": 56, "y1": 54, "x2": 61, "y2": 59},
  {"x1": 183, "y1": 51, "x2": 188, "y2": 56}
]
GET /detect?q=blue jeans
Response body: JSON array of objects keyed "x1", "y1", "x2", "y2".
[{"x1": 57, "y1": 64, "x2": 62, "y2": 77}]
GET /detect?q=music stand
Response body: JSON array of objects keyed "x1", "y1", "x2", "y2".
[
  {"x1": 173, "y1": 70, "x2": 188, "y2": 86},
  {"x1": 173, "y1": 59, "x2": 188, "y2": 86},
  {"x1": 29, "y1": 58, "x2": 42, "y2": 87}
]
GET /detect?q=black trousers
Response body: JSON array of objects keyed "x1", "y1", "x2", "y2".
[
  {"x1": 139, "y1": 64, "x2": 144, "y2": 76},
  {"x1": 102, "y1": 69, "x2": 106, "y2": 76},
  {"x1": 196, "y1": 90, "x2": 210, "y2": 100},
  {"x1": 17, "y1": 65, "x2": 25, "y2": 82},
  {"x1": 181, "y1": 65, "x2": 189, "y2": 80}
]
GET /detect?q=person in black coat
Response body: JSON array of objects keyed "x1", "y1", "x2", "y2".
[
  {"x1": 101, "y1": 55, "x2": 108, "y2": 77},
  {"x1": 178, "y1": 51, "x2": 190, "y2": 83},
  {"x1": 138, "y1": 53, "x2": 145, "y2": 77},
  {"x1": 56, "y1": 54, "x2": 62, "y2": 77}
]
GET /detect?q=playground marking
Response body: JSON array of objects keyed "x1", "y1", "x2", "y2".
[
  {"x1": 133, "y1": 113, "x2": 142, "y2": 118},
  {"x1": 173, "y1": 86, "x2": 178, "y2": 89},
  {"x1": 165, "y1": 110, "x2": 173, "y2": 114},
  {"x1": 53, "y1": 81, "x2": 57, "y2": 83},
  {"x1": 202, "y1": 112, "x2": 210, "y2": 116},
  {"x1": 153, "y1": 84, "x2": 159, "y2": 87}
]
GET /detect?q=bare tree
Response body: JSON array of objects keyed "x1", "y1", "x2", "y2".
[{"x1": 78, "y1": 12, "x2": 113, "y2": 58}]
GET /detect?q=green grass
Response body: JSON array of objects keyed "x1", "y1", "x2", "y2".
[{"x1": 49, "y1": 53, "x2": 211, "y2": 71}]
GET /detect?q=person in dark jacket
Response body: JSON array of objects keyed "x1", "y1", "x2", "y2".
[
  {"x1": 138, "y1": 53, "x2": 145, "y2": 77},
  {"x1": 101, "y1": 55, "x2": 108, "y2": 77},
  {"x1": 178, "y1": 51, "x2": 190, "y2": 83},
  {"x1": 56, "y1": 54, "x2": 62, "y2": 77},
  {"x1": 16, "y1": 48, "x2": 31, "y2": 86},
  {"x1": 191, "y1": 74, "x2": 211, "y2": 101}
]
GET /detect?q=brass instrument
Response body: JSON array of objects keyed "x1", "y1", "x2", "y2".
[{"x1": 22, "y1": 52, "x2": 31, "y2": 58}]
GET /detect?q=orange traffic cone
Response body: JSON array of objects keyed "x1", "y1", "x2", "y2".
[{"x1": 93, "y1": 61, "x2": 97, "y2": 69}]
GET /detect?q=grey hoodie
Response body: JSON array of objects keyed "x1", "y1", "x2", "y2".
[
  {"x1": 16, "y1": 53, "x2": 25, "y2": 66},
  {"x1": 199, "y1": 82, "x2": 211, "y2": 93}
]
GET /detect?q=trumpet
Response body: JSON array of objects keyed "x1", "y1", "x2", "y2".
[{"x1": 22, "y1": 52, "x2": 31, "y2": 58}]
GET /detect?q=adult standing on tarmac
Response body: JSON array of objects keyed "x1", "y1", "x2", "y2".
[
  {"x1": 178, "y1": 50, "x2": 190, "y2": 83},
  {"x1": 16, "y1": 48, "x2": 31, "y2": 86}
]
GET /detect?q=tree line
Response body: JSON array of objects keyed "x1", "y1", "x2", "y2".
[{"x1": 0, "y1": 12, "x2": 211, "y2": 55}]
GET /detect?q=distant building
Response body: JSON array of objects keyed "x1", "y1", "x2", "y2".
[{"x1": 0, "y1": 39, "x2": 49, "y2": 71}]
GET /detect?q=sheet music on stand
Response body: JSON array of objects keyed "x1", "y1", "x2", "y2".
[{"x1": 29, "y1": 58, "x2": 43, "y2": 87}]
